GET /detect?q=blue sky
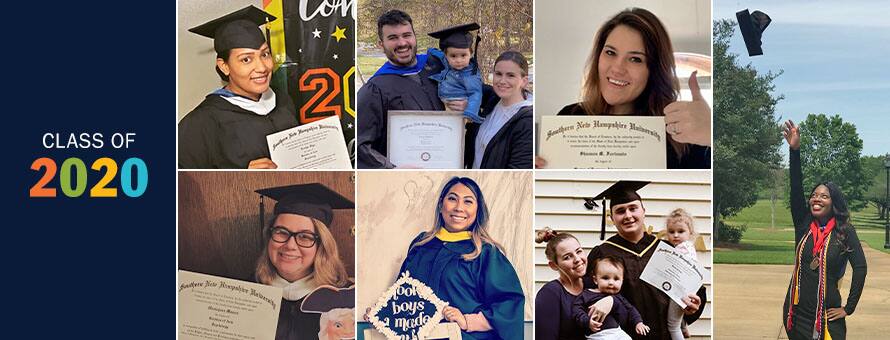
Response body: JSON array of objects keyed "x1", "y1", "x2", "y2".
[{"x1": 715, "y1": 0, "x2": 890, "y2": 157}]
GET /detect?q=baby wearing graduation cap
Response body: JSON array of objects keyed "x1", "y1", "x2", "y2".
[
  {"x1": 427, "y1": 23, "x2": 485, "y2": 123},
  {"x1": 253, "y1": 183, "x2": 354, "y2": 340}
]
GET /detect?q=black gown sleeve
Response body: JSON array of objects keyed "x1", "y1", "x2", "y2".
[
  {"x1": 356, "y1": 82, "x2": 395, "y2": 169},
  {"x1": 789, "y1": 148, "x2": 808, "y2": 243},
  {"x1": 534, "y1": 283, "x2": 563, "y2": 340},
  {"x1": 682, "y1": 285, "x2": 707, "y2": 325},
  {"x1": 178, "y1": 109, "x2": 218, "y2": 169},
  {"x1": 843, "y1": 227, "x2": 868, "y2": 315},
  {"x1": 505, "y1": 107, "x2": 534, "y2": 169}
]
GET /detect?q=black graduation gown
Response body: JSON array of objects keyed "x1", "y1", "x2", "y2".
[
  {"x1": 356, "y1": 69, "x2": 444, "y2": 169},
  {"x1": 782, "y1": 149, "x2": 867, "y2": 340},
  {"x1": 556, "y1": 103, "x2": 711, "y2": 169},
  {"x1": 464, "y1": 95, "x2": 533, "y2": 169},
  {"x1": 276, "y1": 297, "x2": 321, "y2": 340},
  {"x1": 585, "y1": 234, "x2": 707, "y2": 340},
  {"x1": 178, "y1": 90, "x2": 298, "y2": 169},
  {"x1": 399, "y1": 233, "x2": 525, "y2": 340}
]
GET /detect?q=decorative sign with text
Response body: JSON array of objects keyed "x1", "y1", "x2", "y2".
[
  {"x1": 29, "y1": 132, "x2": 148, "y2": 198},
  {"x1": 369, "y1": 271, "x2": 448, "y2": 340}
]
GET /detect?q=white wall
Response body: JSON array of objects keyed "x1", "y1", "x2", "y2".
[
  {"x1": 535, "y1": 0, "x2": 712, "y2": 123},
  {"x1": 534, "y1": 170, "x2": 713, "y2": 339}
]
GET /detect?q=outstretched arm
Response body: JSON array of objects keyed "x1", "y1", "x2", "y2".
[{"x1": 783, "y1": 120, "x2": 808, "y2": 241}]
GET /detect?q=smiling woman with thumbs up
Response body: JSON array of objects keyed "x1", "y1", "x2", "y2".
[{"x1": 550, "y1": 7, "x2": 712, "y2": 169}]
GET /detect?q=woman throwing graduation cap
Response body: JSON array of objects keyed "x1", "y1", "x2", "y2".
[
  {"x1": 253, "y1": 183, "x2": 354, "y2": 340},
  {"x1": 179, "y1": 6, "x2": 298, "y2": 169},
  {"x1": 539, "y1": 8, "x2": 711, "y2": 169},
  {"x1": 398, "y1": 177, "x2": 525, "y2": 339},
  {"x1": 584, "y1": 181, "x2": 706, "y2": 339},
  {"x1": 781, "y1": 121, "x2": 867, "y2": 340}
]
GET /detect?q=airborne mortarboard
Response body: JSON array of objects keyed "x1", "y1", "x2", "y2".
[
  {"x1": 428, "y1": 22, "x2": 481, "y2": 51},
  {"x1": 736, "y1": 9, "x2": 771, "y2": 56},
  {"x1": 254, "y1": 183, "x2": 354, "y2": 229},
  {"x1": 188, "y1": 5, "x2": 277, "y2": 55},
  {"x1": 584, "y1": 181, "x2": 650, "y2": 240}
]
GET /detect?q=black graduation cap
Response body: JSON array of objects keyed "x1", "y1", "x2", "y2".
[
  {"x1": 301, "y1": 286, "x2": 355, "y2": 313},
  {"x1": 188, "y1": 5, "x2": 277, "y2": 55},
  {"x1": 736, "y1": 9, "x2": 771, "y2": 56},
  {"x1": 254, "y1": 183, "x2": 354, "y2": 229},
  {"x1": 429, "y1": 22, "x2": 481, "y2": 51},
  {"x1": 583, "y1": 181, "x2": 650, "y2": 240}
]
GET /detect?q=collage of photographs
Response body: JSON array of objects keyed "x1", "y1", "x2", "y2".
[{"x1": 176, "y1": 0, "x2": 890, "y2": 339}]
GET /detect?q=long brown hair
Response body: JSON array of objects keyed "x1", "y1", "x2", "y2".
[
  {"x1": 410, "y1": 177, "x2": 504, "y2": 261},
  {"x1": 255, "y1": 217, "x2": 350, "y2": 287},
  {"x1": 580, "y1": 7, "x2": 687, "y2": 160}
]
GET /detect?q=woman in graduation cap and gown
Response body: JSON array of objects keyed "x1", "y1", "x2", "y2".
[
  {"x1": 253, "y1": 183, "x2": 354, "y2": 340},
  {"x1": 541, "y1": 8, "x2": 710, "y2": 169},
  {"x1": 781, "y1": 121, "x2": 867, "y2": 340},
  {"x1": 584, "y1": 181, "x2": 706, "y2": 339},
  {"x1": 398, "y1": 177, "x2": 525, "y2": 340},
  {"x1": 179, "y1": 6, "x2": 298, "y2": 169}
]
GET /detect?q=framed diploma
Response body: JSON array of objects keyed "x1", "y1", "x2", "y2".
[
  {"x1": 387, "y1": 111, "x2": 465, "y2": 169},
  {"x1": 266, "y1": 115, "x2": 352, "y2": 169},
  {"x1": 639, "y1": 242, "x2": 708, "y2": 308},
  {"x1": 178, "y1": 270, "x2": 283, "y2": 340},
  {"x1": 539, "y1": 116, "x2": 667, "y2": 169}
]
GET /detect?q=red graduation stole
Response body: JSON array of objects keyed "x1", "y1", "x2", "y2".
[
  {"x1": 809, "y1": 218, "x2": 836, "y2": 257},
  {"x1": 786, "y1": 217, "x2": 836, "y2": 339}
]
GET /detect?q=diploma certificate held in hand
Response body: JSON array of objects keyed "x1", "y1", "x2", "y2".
[
  {"x1": 178, "y1": 270, "x2": 283, "y2": 340},
  {"x1": 387, "y1": 111, "x2": 465, "y2": 169},
  {"x1": 266, "y1": 115, "x2": 352, "y2": 169},
  {"x1": 539, "y1": 116, "x2": 666, "y2": 169},
  {"x1": 639, "y1": 242, "x2": 708, "y2": 308}
]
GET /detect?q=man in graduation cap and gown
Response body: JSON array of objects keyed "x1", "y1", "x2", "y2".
[
  {"x1": 179, "y1": 6, "x2": 298, "y2": 169},
  {"x1": 584, "y1": 181, "x2": 706, "y2": 339},
  {"x1": 356, "y1": 9, "x2": 446, "y2": 169},
  {"x1": 253, "y1": 183, "x2": 354, "y2": 340}
]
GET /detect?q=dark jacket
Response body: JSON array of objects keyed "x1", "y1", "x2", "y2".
[{"x1": 464, "y1": 95, "x2": 534, "y2": 169}]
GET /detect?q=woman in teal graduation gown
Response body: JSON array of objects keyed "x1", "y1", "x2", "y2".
[{"x1": 398, "y1": 177, "x2": 525, "y2": 340}]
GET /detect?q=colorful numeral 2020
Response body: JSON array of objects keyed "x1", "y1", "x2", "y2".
[{"x1": 30, "y1": 157, "x2": 148, "y2": 198}]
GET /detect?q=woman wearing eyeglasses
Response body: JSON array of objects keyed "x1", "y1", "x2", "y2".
[
  {"x1": 781, "y1": 120, "x2": 867, "y2": 340},
  {"x1": 253, "y1": 183, "x2": 354, "y2": 340}
]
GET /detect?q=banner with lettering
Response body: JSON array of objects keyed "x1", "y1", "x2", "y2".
[{"x1": 268, "y1": 0, "x2": 356, "y2": 162}]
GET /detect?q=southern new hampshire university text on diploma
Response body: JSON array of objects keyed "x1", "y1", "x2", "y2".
[
  {"x1": 179, "y1": 270, "x2": 283, "y2": 340},
  {"x1": 387, "y1": 111, "x2": 465, "y2": 169},
  {"x1": 639, "y1": 242, "x2": 708, "y2": 308},
  {"x1": 539, "y1": 116, "x2": 667, "y2": 169},
  {"x1": 266, "y1": 115, "x2": 352, "y2": 169}
]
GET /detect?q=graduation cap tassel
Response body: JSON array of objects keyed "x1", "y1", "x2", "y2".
[
  {"x1": 264, "y1": 17, "x2": 272, "y2": 55},
  {"x1": 600, "y1": 198, "x2": 606, "y2": 240},
  {"x1": 473, "y1": 35, "x2": 482, "y2": 62},
  {"x1": 259, "y1": 195, "x2": 265, "y2": 231}
]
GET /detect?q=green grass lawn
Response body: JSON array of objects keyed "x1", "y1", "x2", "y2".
[
  {"x1": 716, "y1": 199, "x2": 890, "y2": 264},
  {"x1": 356, "y1": 55, "x2": 387, "y2": 85}
]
